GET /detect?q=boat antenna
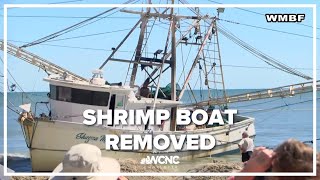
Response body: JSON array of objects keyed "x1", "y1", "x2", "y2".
[{"x1": 217, "y1": 8, "x2": 225, "y2": 18}]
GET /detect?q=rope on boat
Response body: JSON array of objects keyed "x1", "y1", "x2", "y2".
[
  {"x1": 7, "y1": 106, "x2": 20, "y2": 115},
  {"x1": 216, "y1": 139, "x2": 239, "y2": 145},
  {"x1": 240, "y1": 98, "x2": 319, "y2": 114},
  {"x1": 217, "y1": 24, "x2": 312, "y2": 80},
  {"x1": 0, "y1": 56, "x2": 36, "y2": 105},
  {"x1": 302, "y1": 138, "x2": 320, "y2": 144},
  {"x1": 177, "y1": 29, "x2": 195, "y2": 104}
]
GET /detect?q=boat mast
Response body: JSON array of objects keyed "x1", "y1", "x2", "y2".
[
  {"x1": 141, "y1": 19, "x2": 200, "y2": 86},
  {"x1": 177, "y1": 9, "x2": 229, "y2": 108},
  {"x1": 214, "y1": 9, "x2": 228, "y2": 108},
  {"x1": 178, "y1": 20, "x2": 215, "y2": 101},
  {"x1": 98, "y1": 19, "x2": 142, "y2": 70},
  {"x1": 120, "y1": 8, "x2": 202, "y2": 89},
  {"x1": 129, "y1": 0, "x2": 151, "y2": 87},
  {"x1": 170, "y1": 0, "x2": 177, "y2": 131}
]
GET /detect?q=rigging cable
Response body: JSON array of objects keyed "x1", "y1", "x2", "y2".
[
  {"x1": 172, "y1": 11, "x2": 316, "y2": 40},
  {"x1": 4, "y1": 15, "x2": 139, "y2": 19},
  {"x1": 8, "y1": 40, "x2": 154, "y2": 55},
  {"x1": 253, "y1": 107, "x2": 286, "y2": 126},
  {"x1": 240, "y1": 98, "x2": 317, "y2": 114},
  {"x1": 206, "y1": 0, "x2": 320, "y2": 30},
  {"x1": 218, "y1": 20, "x2": 311, "y2": 80},
  {"x1": 218, "y1": 18, "x2": 318, "y2": 40},
  {"x1": 217, "y1": 24, "x2": 312, "y2": 80},
  {"x1": 19, "y1": 0, "x2": 138, "y2": 48},
  {"x1": 177, "y1": 35, "x2": 197, "y2": 103},
  {"x1": 230, "y1": 98, "x2": 284, "y2": 108},
  {"x1": 152, "y1": 18, "x2": 172, "y2": 109},
  {"x1": 222, "y1": 64, "x2": 315, "y2": 71},
  {"x1": 177, "y1": 37, "x2": 194, "y2": 83},
  {"x1": 125, "y1": 18, "x2": 156, "y2": 84},
  {"x1": 49, "y1": 0, "x2": 86, "y2": 4},
  {"x1": 187, "y1": 83, "x2": 197, "y2": 104},
  {"x1": 185, "y1": 7, "x2": 315, "y2": 40},
  {"x1": 179, "y1": 0, "x2": 312, "y2": 80},
  {"x1": 1, "y1": 56, "x2": 54, "y2": 113},
  {"x1": 303, "y1": 138, "x2": 320, "y2": 144},
  {"x1": 177, "y1": 9, "x2": 194, "y2": 103},
  {"x1": 0, "y1": 56, "x2": 35, "y2": 104},
  {"x1": 0, "y1": 86, "x2": 24, "y2": 115},
  {"x1": 0, "y1": 0, "x2": 86, "y2": 11},
  {"x1": 219, "y1": 26, "x2": 307, "y2": 78},
  {"x1": 198, "y1": 62, "x2": 203, "y2": 101},
  {"x1": 46, "y1": 27, "x2": 135, "y2": 42},
  {"x1": 7, "y1": 106, "x2": 20, "y2": 115}
]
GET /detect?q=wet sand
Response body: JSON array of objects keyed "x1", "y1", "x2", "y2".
[{"x1": 9, "y1": 159, "x2": 243, "y2": 180}]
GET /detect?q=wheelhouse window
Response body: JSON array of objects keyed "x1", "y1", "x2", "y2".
[
  {"x1": 49, "y1": 85, "x2": 110, "y2": 106},
  {"x1": 50, "y1": 85, "x2": 57, "y2": 100},
  {"x1": 116, "y1": 95, "x2": 125, "y2": 108},
  {"x1": 57, "y1": 86, "x2": 71, "y2": 102},
  {"x1": 72, "y1": 88, "x2": 91, "y2": 105},
  {"x1": 92, "y1": 91, "x2": 110, "y2": 106}
]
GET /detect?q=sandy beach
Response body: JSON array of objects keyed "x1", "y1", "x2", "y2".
[{"x1": 8, "y1": 159, "x2": 242, "y2": 180}]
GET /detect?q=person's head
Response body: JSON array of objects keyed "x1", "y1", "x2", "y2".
[
  {"x1": 50, "y1": 144, "x2": 120, "y2": 180},
  {"x1": 242, "y1": 132, "x2": 249, "y2": 138},
  {"x1": 267, "y1": 139, "x2": 315, "y2": 180},
  {"x1": 316, "y1": 152, "x2": 320, "y2": 180},
  {"x1": 239, "y1": 139, "x2": 317, "y2": 180},
  {"x1": 271, "y1": 139, "x2": 313, "y2": 173}
]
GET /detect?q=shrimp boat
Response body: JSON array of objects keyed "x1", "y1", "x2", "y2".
[{"x1": 2, "y1": 4, "x2": 316, "y2": 172}]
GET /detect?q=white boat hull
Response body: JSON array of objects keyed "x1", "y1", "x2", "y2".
[{"x1": 22, "y1": 116, "x2": 255, "y2": 172}]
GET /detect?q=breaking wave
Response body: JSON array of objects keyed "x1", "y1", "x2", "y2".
[{"x1": 0, "y1": 153, "x2": 31, "y2": 172}]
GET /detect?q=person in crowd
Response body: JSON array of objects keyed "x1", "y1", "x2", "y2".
[
  {"x1": 272, "y1": 139, "x2": 313, "y2": 173},
  {"x1": 50, "y1": 143, "x2": 127, "y2": 180},
  {"x1": 238, "y1": 132, "x2": 255, "y2": 162},
  {"x1": 229, "y1": 139, "x2": 318, "y2": 180}
]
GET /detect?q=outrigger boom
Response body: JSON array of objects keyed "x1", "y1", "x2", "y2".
[
  {"x1": 184, "y1": 81, "x2": 319, "y2": 108},
  {"x1": 0, "y1": 40, "x2": 87, "y2": 82}
]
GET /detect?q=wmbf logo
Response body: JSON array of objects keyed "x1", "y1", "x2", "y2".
[
  {"x1": 265, "y1": 14, "x2": 305, "y2": 23},
  {"x1": 140, "y1": 156, "x2": 180, "y2": 165}
]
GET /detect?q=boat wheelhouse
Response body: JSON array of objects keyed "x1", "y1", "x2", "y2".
[{"x1": 45, "y1": 71, "x2": 181, "y2": 129}]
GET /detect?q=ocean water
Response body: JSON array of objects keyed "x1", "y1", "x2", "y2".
[{"x1": 0, "y1": 90, "x2": 318, "y2": 172}]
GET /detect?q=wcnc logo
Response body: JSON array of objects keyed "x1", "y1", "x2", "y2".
[
  {"x1": 265, "y1": 14, "x2": 305, "y2": 23},
  {"x1": 140, "y1": 156, "x2": 180, "y2": 165}
]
